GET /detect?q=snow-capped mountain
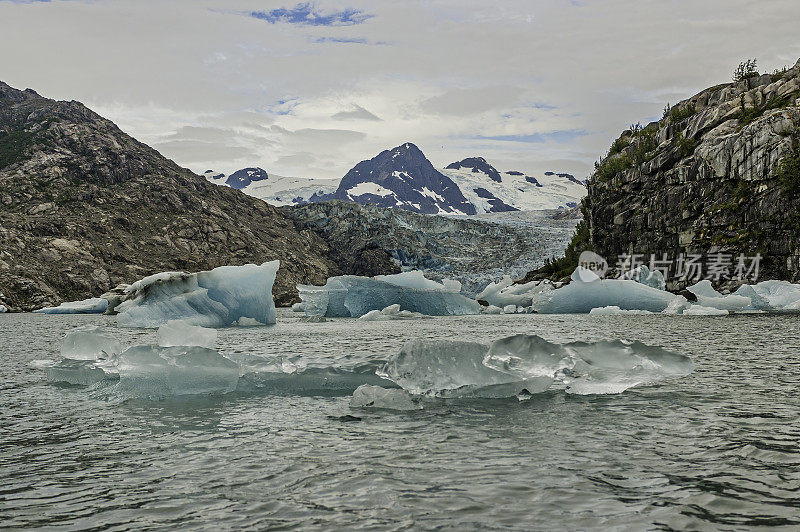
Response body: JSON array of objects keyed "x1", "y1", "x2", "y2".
[
  {"x1": 205, "y1": 144, "x2": 585, "y2": 215},
  {"x1": 203, "y1": 170, "x2": 337, "y2": 206},
  {"x1": 312, "y1": 142, "x2": 477, "y2": 215},
  {"x1": 441, "y1": 157, "x2": 585, "y2": 213}
]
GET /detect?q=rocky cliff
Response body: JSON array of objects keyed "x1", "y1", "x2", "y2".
[
  {"x1": 0, "y1": 81, "x2": 337, "y2": 310},
  {"x1": 574, "y1": 58, "x2": 800, "y2": 287}
]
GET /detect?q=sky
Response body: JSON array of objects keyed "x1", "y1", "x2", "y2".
[{"x1": 1, "y1": 0, "x2": 800, "y2": 181}]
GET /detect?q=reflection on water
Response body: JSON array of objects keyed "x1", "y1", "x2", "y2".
[{"x1": 1, "y1": 310, "x2": 799, "y2": 529}]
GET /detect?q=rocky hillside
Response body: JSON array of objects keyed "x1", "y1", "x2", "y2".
[
  {"x1": 567, "y1": 58, "x2": 800, "y2": 286},
  {"x1": 0, "y1": 81, "x2": 338, "y2": 310}
]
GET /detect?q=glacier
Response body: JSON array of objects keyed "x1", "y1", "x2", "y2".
[
  {"x1": 116, "y1": 261, "x2": 279, "y2": 328},
  {"x1": 34, "y1": 297, "x2": 108, "y2": 314},
  {"x1": 298, "y1": 271, "x2": 481, "y2": 318}
]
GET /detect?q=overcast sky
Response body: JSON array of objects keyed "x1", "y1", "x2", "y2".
[{"x1": 2, "y1": 0, "x2": 800, "y2": 180}]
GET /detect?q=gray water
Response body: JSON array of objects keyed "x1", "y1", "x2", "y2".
[{"x1": 2, "y1": 310, "x2": 799, "y2": 530}]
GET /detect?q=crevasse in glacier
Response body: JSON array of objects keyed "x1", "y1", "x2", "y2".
[
  {"x1": 298, "y1": 271, "x2": 481, "y2": 318},
  {"x1": 116, "y1": 261, "x2": 279, "y2": 328}
]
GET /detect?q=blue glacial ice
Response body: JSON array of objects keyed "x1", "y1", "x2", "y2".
[
  {"x1": 116, "y1": 261, "x2": 279, "y2": 328},
  {"x1": 298, "y1": 271, "x2": 481, "y2": 318},
  {"x1": 532, "y1": 267, "x2": 678, "y2": 314},
  {"x1": 34, "y1": 298, "x2": 108, "y2": 314}
]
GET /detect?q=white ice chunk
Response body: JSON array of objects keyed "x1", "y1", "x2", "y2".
[
  {"x1": 298, "y1": 273, "x2": 480, "y2": 318},
  {"x1": 683, "y1": 305, "x2": 729, "y2": 316},
  {"x1": 532, "y1": 268, "x2": 676, "y2": 313},
  {"x1": 476, "y1": 277, "x2": 552, "y2": 308},
  {"x1": 377, "y1": 339, "x2": 547, "y2": 398},
  {"x1": 350, "y1": 384, "x2": 419, "y2": 410},
  {"x1": 589, "y1": 305, "x2": 652, "y2": 315},
  {"x1": 482, "y1": 305, "x2": 503, "y2": 314},
  {"x1": 117, "y1": 261, "x2": 279, "y2": 328},
  {"x1": 157, "y1": 320, "x2": 217, "y2": 348},
  {"x1": 663, "y1": 296, "x2": 691, "y2": 315},
  {"x1": 624, "y1": 265, "x2": 666, "y2": 291},
  {"x1": 291, "y1": 302, "x2": 305, "y2": 312},
  {"x1": 732, "y1": 284, "x2": 772, "y2": 310},
  {"x1": 503, "y1": 304, "x2": 517, "y2": 314},
  {"x1": 61, "y1": 325, "x2": 122, "y2": 361},
  {"x1": 374, "y1": 271, "x2": 458, "y2": 292},
  {"x1": 740, "y1": 280, "x2": 800, "y2": 309},
  {"x1": 358, "y1": 304, "x2": 428, "y2": 321},
  {"x1": 687, "y1": 280, "x2": 750, "y2": 311},
  {"x1": 115, "y1": 344, "x2": 240, "y2": 398},
  {"x1": 35, "y1": 298, "x2": 108, "y2": 314}
]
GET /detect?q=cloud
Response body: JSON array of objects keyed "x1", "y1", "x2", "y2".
[
  {"x1": 249, "y1": 3, "x2": 372, "y2": 26},
  {"x1": 331, "y1": 104, "x2": 381, "y2": 121},
  {"x1": 419, "y1": 86, "x2": 526, "y2": 116},
  {"x1": 154, "y1": 140, "x2": 258, "y2": 163},
  {"x1": 478, "y1": 130, "x2": 589, "y2": 144}
]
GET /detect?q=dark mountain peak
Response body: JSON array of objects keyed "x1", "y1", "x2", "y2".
[
  {"x1": 318, "y1": 142, "x2": 477, "y2": 215},
  {"x1": 226, "y1": 167, "x2": 269, "y2": 189},
  {"x1": 505, "y1": 170, "x2": 524, "y2": 176},
  {"x1": 446, "y1": 157, "x2": 502, "y2": 183}
]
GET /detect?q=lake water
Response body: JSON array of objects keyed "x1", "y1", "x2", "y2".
[{"x1": 1, "y1": 310, "x2": 799, "y2": 530}]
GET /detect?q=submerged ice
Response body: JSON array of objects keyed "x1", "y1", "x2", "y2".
[
  {"x1": 379, "y1": 334, "x2": 693, "y2": 397},
  {"x1": 116, "y1": 261, "x2": 279, "y2": 328},
  {"x1": 299, "y1": 271, "x2": 481, "y2": 318}
]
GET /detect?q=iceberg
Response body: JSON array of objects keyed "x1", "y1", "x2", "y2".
[
  {"x1": 157, "y1": 320, "x2": 217, "y2": 349},
  {"x1": 686, "y1": 280, "x2": 750, "y2": 312},
  {"x1": 738, "y1": 280, "x2": 800, "y2": 309},
  {"x1": 61, "y1": 325, "x2": 123, "y2": 361},
  {"x1": 624, "y1": 265, "x2": 666, "y2": 291},
  {"x1": 358, "y1": 304, "x2": 428, "y2": 321},
  {"x1": 482, "y1": 334, "x2": 693, "y2": 395},
  {"x1": 291, "y1": 302, "x2": 305, "y2": 313},
  {"x1": 0, "y1": 304, "x2": 7, "y2": 313},
  {"x1": 378, "y1": 339, "x2": 552, "y2": 398},
  {"x1": 298, "y1": 271, "x2": 481, "y2": 318},
  {"x1": 34, "y1": 297, "x2": 108, "y2": 314},
  {"x1": 350, "y1": 384, "x2": 419, "y2": 410},
  {"x1": 116, "y1": 261, "x2": 279, "y2": 328},
  {"x1": 531, "y1": 267, "x2": 678, "y2": 314},
  {"x1": 476, "y1": 276, "x2": 553, "y2": 308},
  {"x1": 115, "y1": 345, "x2": 240, "y2": 398},
  {"x1": 482, "y1": 305, "x2": 503, "y2": 314},
  {"x1": 378, "y1": 334, "x2": 693, "y2": 398},
  {"x1": 503, "y1": 304, "x2": 518, "y2": 314}
]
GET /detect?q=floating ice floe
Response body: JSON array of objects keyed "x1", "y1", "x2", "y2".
[
  {"x1": 736, "y1": 280, "x2": 800, "y2": 310},
  {"x1": 682, "y1": 305, "x2": 729, "y2": 316},
  {"x1": 589, "y1": 306, "x2": 653, "y2": 315},
  {"x1": 61, "y1": 325, "x2": 122, "y2": 360},
  {"x1": 481, "y1": 305, "x2": 503, "y2": 315},
  {"x1": 350, "y1": 384, "x2": 419, "y2": 410},
  {"x1": 298, "y1": 270, "x2": 480, "y2": 318},
  {"x1": 378, "y1": 334, "x2": 692, "y2": 397},
  {"x1": 291, "y1": 302, "x2": 305, "y2": 313},
  {"x1": 531, "y1": 267, "x2": 677, "y2": 314},
  {"x1": 358, "y1": 304, "x2": 429, "y2": 321},
  {"x1": 157, "y1": 319, "x2": 218, "y2": 348},
  {"x1": 34, "y1": 298, "x2": 109, "y2": 314},
  {"x1": 686, "y1": 280, "x2": 750, "y2": 312},
  {"x1": 115, "y1": 344, "x2": 240, "y2": 399},
  {"x1": 116, "y1": 261, "x2": 279, "y2": 328}
]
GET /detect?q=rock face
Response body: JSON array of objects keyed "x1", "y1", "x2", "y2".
[
  {"x1": 311, "y1": 142, "x2": 478, "y2": 215},
  {"x1": 225, "y1": 167, "x2": 268, "y2": 189},
  {"x1": 283, "y1": 201, "x2": 580, "y2": 295},
  {"x1": 580, "y1": 58, "x2": 800, "y2": 285},
  {"x1": 0, "y1": 81, "x2": 337, "y2": 310},
  {"x1": 446, "y1": 157, "x2": 503, "y2": 183}
]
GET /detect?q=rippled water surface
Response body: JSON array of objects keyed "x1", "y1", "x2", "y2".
[{"x1": 2, "y1": 310, "x2": 799, "y2": 530}]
